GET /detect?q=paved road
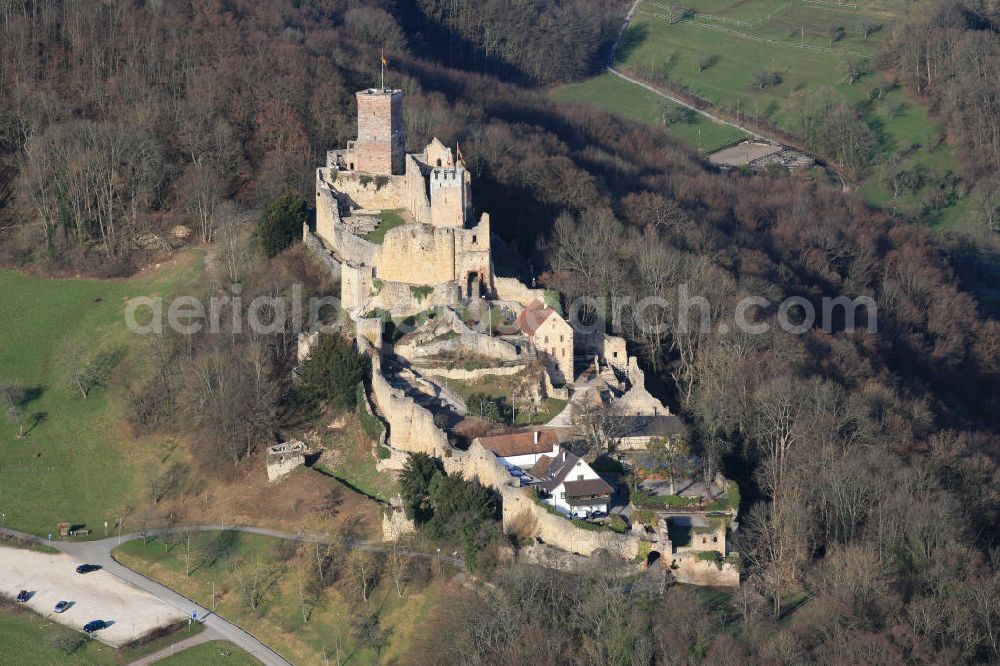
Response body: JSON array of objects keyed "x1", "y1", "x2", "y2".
[{"x1": 2, "y1": 525, "x2": 465, "y2": 666}]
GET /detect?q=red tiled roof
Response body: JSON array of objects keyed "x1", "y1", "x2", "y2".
[
  {"x1": 476, "y1": 429, "x2": 559, "y2": 458},
  {"x1": 530, "y1": 455, "x2": 555, "y2": 478},
  {"x1": 515, "y1": 299, "x2": 556, "y2": 337}
]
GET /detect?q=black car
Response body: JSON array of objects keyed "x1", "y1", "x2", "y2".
[
  {"x1": 15, "y1": 590, "x2": 29, "y2": 603},
  {"x1": 75, "y1": 564, "x2": 101, "y2": 574},
  {"x1": 83, "y1": 620, "x2": 108, "y2": 633}
]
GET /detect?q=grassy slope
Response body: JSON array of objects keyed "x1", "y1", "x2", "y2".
[
  {"x1": 551, "y1": 72, "x2": 746, "y2": 153},
  {"x1": 575, "y1": 0, "x2": 965, "y2": 229},
  {"x1": 155, "y1": 640, "x2": 258, "y2": 665},
  {"x1": 115, "y1": 531, "x2": 446, "y2": 665},
  {"x1": 0, "y1": 252, "x2": 205, "y2": 536}
]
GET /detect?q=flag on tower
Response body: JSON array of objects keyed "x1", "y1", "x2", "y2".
[
  {"x1": 456, "y1": 143, "x2": 466, "y2": 167},
  {"x1": 381, "y1": 49, "x2": 387, "y2": 67}
]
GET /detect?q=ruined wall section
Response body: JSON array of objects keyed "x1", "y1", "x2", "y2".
[
  {"x1": 403, "y1": 155, "x2": 433, "y2": 226},
  {"x1": 454, "y1": 213, "x2": 493, "y2": 291},
  {"x1": 369, "y1": 352, "x2": 450, "y2": 458},
  {"x1": 378, "y1": 225, "x2": 457, "y2": 285},
  {"x1": 329, "y1": 170, "x2": 405, "y2": 211},
  {"x1": 494, "y1": 278, "x2": 546, "y2": 309}
]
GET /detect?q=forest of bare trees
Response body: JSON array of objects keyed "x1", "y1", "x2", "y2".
[
  {"x1": 0, "y1": 0, "x2": 997, "y2": 661},
  {"x1": 882, "y1": 0, "x2": 1000, "y2": 231}
]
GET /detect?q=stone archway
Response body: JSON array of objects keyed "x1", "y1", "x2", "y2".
[{"x1": 646, "y1": 550, "x2": 661, "y2": 568}]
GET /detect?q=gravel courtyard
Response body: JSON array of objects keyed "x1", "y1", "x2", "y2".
[{"x1": 0, "y1": 545, "x2": 187, "y2": 648}]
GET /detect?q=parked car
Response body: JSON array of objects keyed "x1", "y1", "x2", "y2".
[
  {"x1": 53, "y1": 600, "x2": 70, "y2": 613},
  {"x1": 15, "y1": 590, "x2": 29, "y2": 603},
  {"x1": 83, "y1": 620, "x2": 108, "y2": 633},
  {"x1": 75, "y1": 564, "x2": 101, "y2": 574}
]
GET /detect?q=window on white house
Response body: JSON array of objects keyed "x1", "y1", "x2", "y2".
[{"x1": 577, "y1": 474, "x2": 583, "y2": 481}]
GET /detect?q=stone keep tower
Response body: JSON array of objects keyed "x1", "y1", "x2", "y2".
[
  {"x1": 354, "y1": 89, "x2": 405, "y2": 175},
  {"x1": 429, "y1": 166, "x2": 468, "y2": 228}
]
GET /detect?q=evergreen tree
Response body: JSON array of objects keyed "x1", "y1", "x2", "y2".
[
  {"x1": 298, "y1": 333, "x2": 368, "y2": 409},
  {"x1": 399, "y1": 452, "x2": 440, "y2": 522},
  {"x1": 257, "y1": 194, "x2": 308, "y2": 257}
]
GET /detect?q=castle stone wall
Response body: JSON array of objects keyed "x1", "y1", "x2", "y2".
[
  {"x1": 671, "y1": 556, "x2": 739, "y2": 587},
  {"x1": 329, "y1": 170, "x2": 406, "y2": 211},
  {"x1": 494, "y1": 277, "x2": 546, "y2": 308},
  {"x1": 369, "y1": 353, "x2": 450, "y2": 458},
  {"x1": 378, "y1": 225, "x2": 457, "y2": 285},
  {"x1": 302, "y1": 227, "x2": 342, "y2": 278}
]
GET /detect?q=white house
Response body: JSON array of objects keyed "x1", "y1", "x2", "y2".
[
  {"x1": 474, "y1": 429, "x2": 561, "y2": 468},
  {"x1": 532, "y1": 449, "x2": 614, "y2": 518}
]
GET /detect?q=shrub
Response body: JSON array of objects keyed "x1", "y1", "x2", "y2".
[
  {"x1": 298, "y1": 334, "x2": 369, "y2": 408},
  {"x1": 505, "y1": 508, "x2": 538, "y2": 544},
  {"x1": 257, "y1": 193, "x2": 307, "y2": 257},
  {"x1": 376, "y1": 445, "x2": 391, "y2": 460},
  {"x1": 409, "y1": 285, "x2": 434, "y2": 301},
  {"x1": 607, "y1": 514, "x2": 629, "y2": 533},
  {"x1": 754, "y1": 70, "x2": 782, "y2": 89},
  {"x1": 631, "y1": 509, "x2": 656, "y2": 528}
]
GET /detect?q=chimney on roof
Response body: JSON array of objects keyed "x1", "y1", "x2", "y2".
[{"x1": 533, "y1": 431, "x2": 539, "y2": 444}]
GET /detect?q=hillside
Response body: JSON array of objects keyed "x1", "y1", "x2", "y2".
[
  {"x1": 0, "y1": 0, "x2": 997, "y2": 663},
  {"x1": 559, "y1": 0, "x2": 973, "y2": 229}
]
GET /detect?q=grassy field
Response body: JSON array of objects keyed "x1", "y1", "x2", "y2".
[
  {"x1": 0, "y1": 598, "x2": 202, "y2": 666},
  {"x1": 592, "y1": 0, "x2": 967, "y2": 228},
  {"x1": 155, "y1": 640, "x2": 258, "y2": 665},
  {"x1": 115, "y1": 531, "x2": 451, "y2": 665},
  {"x1": 552, "y1": 72, "x2": 746, "y2": 153},
  {"x1": 0, "y1": 253, "x2": 206, "y2": 537}
]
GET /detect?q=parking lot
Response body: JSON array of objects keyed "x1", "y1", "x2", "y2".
[{"x1": 0, "y1": 545, "x2": 187, "y2": 648}]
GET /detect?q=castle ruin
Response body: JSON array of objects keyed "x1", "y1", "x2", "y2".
[{"x1": 311, "y1": 88, "x2": 492, "y2": 315}]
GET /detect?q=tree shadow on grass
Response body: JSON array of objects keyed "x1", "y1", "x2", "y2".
[{"x1": 614, "y1": 24, "x2": 648, "y2": 66}]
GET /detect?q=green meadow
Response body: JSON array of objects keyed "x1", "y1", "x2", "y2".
[
  {"x1": 0, "y1": 253, "x2": 205, "y2": 537},
  {"x1": 556, "y1": 0, "x2": 968, "y2": 229},
  {"x1": 551, "y1": 72, "x2": 746, "y2": 153}
]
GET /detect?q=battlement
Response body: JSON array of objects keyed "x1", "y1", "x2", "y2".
[{"x1": 429, "y1": 166, "x2": 464, "y2": 188}]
